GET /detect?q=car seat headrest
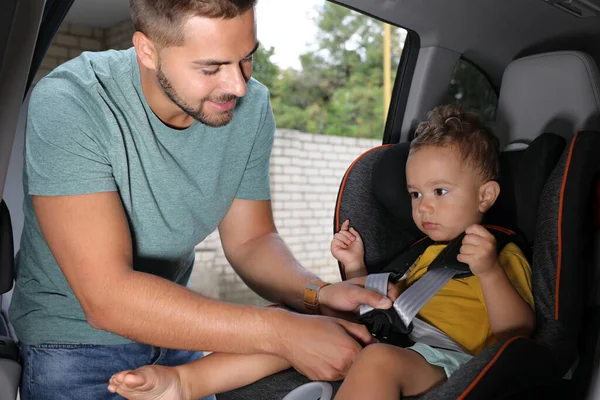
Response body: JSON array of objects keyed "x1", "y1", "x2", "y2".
[
  {"x1": 495, "y1": 51, "x2": 600, "y2": 146},
  {"x1": 371, "y1": 133, "x2": 566, "y2": 247},
  {"x1": 485, "y1": 133, "x2": 566, "y2": 245}
]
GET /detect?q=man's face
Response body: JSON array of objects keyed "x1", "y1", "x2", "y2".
[
  {"x1": 406, "y1": 145, "x2": 486, "y2": 241},
  {"x1": 155, "y1": 9, "x2": 257, "y2": 127}
]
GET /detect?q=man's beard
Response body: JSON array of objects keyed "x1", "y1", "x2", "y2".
[{"x1": 156, "y1": 66, "x2": 237, "y2": 128}]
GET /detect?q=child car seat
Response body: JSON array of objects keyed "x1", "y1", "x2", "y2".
[
  {"x1": 328, "y1": 49, "x2": 600, "y2": 399},
  {"x1": 284, "y1": 130, "x2": 597, "y2": 400},
  {"x1": 334, "y1": 130, "x2": 570, "y2": 398}
]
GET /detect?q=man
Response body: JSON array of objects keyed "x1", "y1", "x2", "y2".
[{"x1": 9, "y1": 1, "x2": 394, "y2": 399}]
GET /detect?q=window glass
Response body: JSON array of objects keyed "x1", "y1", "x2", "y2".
[{"x1": 442, "y1": 58, "x2": 498, "y2": 122}]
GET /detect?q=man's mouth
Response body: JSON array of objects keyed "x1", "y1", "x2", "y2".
[{"x1": 208, "y1": 98, "x2": 237, "y2": 111}]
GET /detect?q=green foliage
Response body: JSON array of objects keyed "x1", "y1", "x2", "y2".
[
  {"x1": 252, "y1": 2, "x2": 404, "y2": 139},
  {"x1": 252, "y1": 45, "x2": 279, "y2": 90},
  {"x1": 252, "y1": 3, "x2": 497, "y2": 138}
]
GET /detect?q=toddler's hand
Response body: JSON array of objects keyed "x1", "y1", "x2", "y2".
[
  {"x1": 331, "y1": 220, "x2": 365, "y2": 271},
  {"x1": 457, "y1": 224, "x2": 500, "y2": 277}
]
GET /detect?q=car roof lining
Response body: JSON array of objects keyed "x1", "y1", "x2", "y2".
[{"x1": 330, "y1": 0, "x2": 600, "y2": 87}]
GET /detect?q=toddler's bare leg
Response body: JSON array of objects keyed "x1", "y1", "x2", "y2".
[
  {"x1": 108, "y1": 353, "x2": 290, "y2": 400},
  {"x1": 334, "y1": 343, "x2": 446, "y2": 400}
]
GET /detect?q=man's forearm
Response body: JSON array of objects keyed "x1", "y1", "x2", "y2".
[
  {"x1": 225, "y1": 232, "x2": 322, "y2": 312},
  {"x1": 89, "y1": 269, "x2": 292, "y2": 354}
]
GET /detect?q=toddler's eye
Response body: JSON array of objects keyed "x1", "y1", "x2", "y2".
[
  {"x1": 410, "y1": 192, "x2": 422, "y2": 199},
  {"x1": 434, "y1": 188, "x2": 448, "y2": 196}
]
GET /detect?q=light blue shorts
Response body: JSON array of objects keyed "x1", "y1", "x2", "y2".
[{"x1": 409, "y1": 342, "x2": 473, "y2": 377}]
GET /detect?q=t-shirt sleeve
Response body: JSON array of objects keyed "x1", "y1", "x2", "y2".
[
  {"x1": 25, "y1": 79, "x2": 117, "y2": 196},
  {"x1": 498, "y1": 242, "x2": 535, "y2": 310},
  {"x1": 235, "y1": 96, "x2": 275, "y2": 200}
]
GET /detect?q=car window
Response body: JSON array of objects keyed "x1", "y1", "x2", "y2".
[
  {"x1": 441, "y1": 58, "x2": 498, "y2": 122},
  {"x1": 254, "y1": 2, "x2": 407, "y2": 140}
]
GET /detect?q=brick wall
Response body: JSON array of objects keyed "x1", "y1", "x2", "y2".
[
  {"x1": 36, "y1": 20, "x2": 135, "y2": 83},
  {"x1": 36, "y1": 20, "x2": 383, "y2": 306},
  {"x1": 105, "y1": 20, "x2": 136, "y2": 50},
  {"x1": 37, "y1": 23, "x2": 104, "y2": 81},
  {"x1": 190, "y1": 130, "x2": 380, "y2": 305}
]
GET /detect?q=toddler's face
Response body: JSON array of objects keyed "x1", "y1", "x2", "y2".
[{"x1": 406, "y1": 145, "x2": 487, "y2": 241}]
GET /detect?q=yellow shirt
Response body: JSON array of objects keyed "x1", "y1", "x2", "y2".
[{"x1": 398, "y1": 242, "x2": 534, "y2": 355}]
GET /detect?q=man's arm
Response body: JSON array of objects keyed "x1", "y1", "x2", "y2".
[
  {"x1": 219, "y1": 198, "x2": 396, "y2": 315},
  {"x1": 33, "y1": 192, "x2": 286, "y2": 354},
  {"x1": 218, "y1": 198, "x2": 317, "y2": 312},
  {"x1": 34, "y1": 192, "x2": 377, "y2": 381}
]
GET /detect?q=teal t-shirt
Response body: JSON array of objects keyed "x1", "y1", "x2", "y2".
[{"x1": 9, "y1": 48, "x2": 275, "y2": 345}]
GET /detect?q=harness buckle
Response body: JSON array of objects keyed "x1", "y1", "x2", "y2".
[{"x1": 357, "y1": 308, "x2": 414, "y2": 347}]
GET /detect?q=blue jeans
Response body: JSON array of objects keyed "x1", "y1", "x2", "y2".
[{"x1": 19, "y1": 342, "x2": 216, "y2": 400}]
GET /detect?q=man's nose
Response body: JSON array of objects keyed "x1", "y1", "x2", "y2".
[{"x1": 222, "y1": 65, "x2": 248, "y2": 98}]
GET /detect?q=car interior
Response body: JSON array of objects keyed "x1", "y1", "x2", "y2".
[
  {"x1": 2, "y1": 0, "x2": 600, "y2": 399},
  {"x1": 1, "y1": 1, "x2": 46, "y2": 399}
]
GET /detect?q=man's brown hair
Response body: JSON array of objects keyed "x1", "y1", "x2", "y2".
[
  {"x1": 411, "y1": 104, "x2": 500, "y2": 181},
  {"x1": 130, "y1": 0, "x2": 257, "y2": 47}
]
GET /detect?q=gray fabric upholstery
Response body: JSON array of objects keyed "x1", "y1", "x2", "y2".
[
  {"x1": 531, "y1": 150, "x2": 564, "y2": 349},
  {"x1": 423, "y1": 342, "x2": 503, "y2": 399},
  {"x1": 528, "y1": 144, "x2": 583, "y2": 375},
  {"x1": 495, "y1": 51, "x2": 600, "y2": 146},
  {"x1": 336, "y1": 146, "x2": 417, "y2": 273},
  {"x1": 217, "y1": 368, "x2": 342, "y2": 400}
]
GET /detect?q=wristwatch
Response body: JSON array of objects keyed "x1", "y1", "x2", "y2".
[{"x1": 303, "y1": 280, "x2": 332, "y2": 314}]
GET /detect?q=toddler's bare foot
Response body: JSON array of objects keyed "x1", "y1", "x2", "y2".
[{"x1": 108, "y1": 365, "x2": 190, "y2": 400}]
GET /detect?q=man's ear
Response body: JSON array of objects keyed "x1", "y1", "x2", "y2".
[
  {"x1": 132, "y1": 31, "x2": 159, "y2": 71},
  {"x1": 478, "y1": 180, "x2": 500, "y2": 213}
]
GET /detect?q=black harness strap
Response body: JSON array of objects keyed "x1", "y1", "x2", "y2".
[
  {"x1": 359, "y1": 226, "x2": 526, "y2": 344},
  {"x1": 380, "y1": 226, "x2": 523, "y2": 282}
]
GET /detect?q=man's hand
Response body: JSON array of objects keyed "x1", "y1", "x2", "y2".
[
  {"x1": 277, "y1": 313, "x2": 376, "y2": 381},
  {"x1": 458, "y1": 224, "x2": 501, "y2": 277},
  {"x1": 271, "y1": 274, "x2": 401, "y2": 381},
  {"x1": 318, "y1": 276, "x2": 399, "y2": 319}
]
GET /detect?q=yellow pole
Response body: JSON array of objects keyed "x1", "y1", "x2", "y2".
[{"x1": 383, "y1": 23, "x2": 392, "y2": 121}]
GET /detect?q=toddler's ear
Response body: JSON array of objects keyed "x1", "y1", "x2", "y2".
[{"x1": 478, "y1": 180, "x2": 500, "y2": 213}]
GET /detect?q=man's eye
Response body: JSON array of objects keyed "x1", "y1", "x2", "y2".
[
  {"x1": 434, "y1": 188, "x2": 448, "y2": 196},
  {"x1": 410, "y1": 192, "x2": 422, "y2": 199},
  {"x1": 242, "y1": 56, "x2": 253, "y2": 63},
  {"x1": 202, "y1": 69, "x2": 219, "y2": 76}
]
